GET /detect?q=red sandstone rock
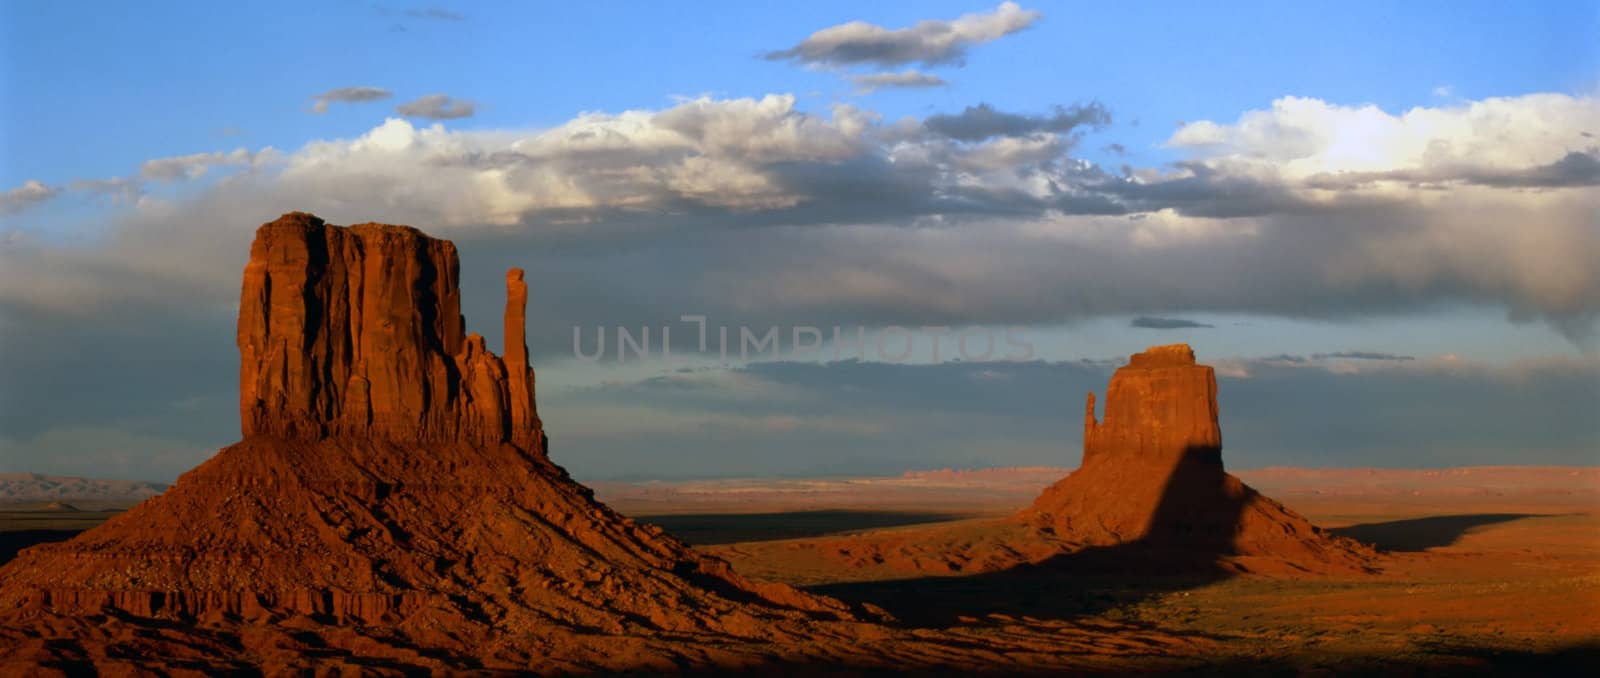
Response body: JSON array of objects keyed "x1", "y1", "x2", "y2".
[
  {"x1": 0, "y1": 214, "x2": 867, "y2": 672},
  {"x1": 788, "y1": 344, "x2": 1373, "y2": 577},
  {"x1": 237, "y1": 212, "x2": 543, "y2": 452},
  {"x1": 1022, "y1": 344, "x2": 1372, "y2": 570}
]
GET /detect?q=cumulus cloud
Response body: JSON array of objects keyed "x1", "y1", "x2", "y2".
[
  {"x1": 310, "y1": 86, "x2": 393, "y2": 113},
  {"x1": 1165, "y1": 94, "x2": 1597, "y2": 180},
  {"x1": 4, "y1": 92, "x2": 1596, "y2": 352},
  {"x1": 851, "y1": 70, "x2": 948, "y2": 94},
  {"x1": 396, "y1": 93, "x2": 476, "y2": 120},
  {"x1": 1, "y1": 180, "x2": 58, "y2": 215},
  {"x1": 765, "y1": 2, "x2": 1040, "y2": 68},
  {"x1": 924, "y1": 102, "x2": 1110, "y2": 141},
  {"x1": 1131, "y1": 316, "x2": 1213, "y2": 329}
]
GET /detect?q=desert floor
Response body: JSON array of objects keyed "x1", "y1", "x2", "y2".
[{"x1": 3, "y1": 468, "x2": 1596, "y2": 674}]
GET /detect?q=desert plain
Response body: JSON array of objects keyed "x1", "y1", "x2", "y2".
[{"x1": 4, "y1": 465, "x2": 1595, "y2": 674}]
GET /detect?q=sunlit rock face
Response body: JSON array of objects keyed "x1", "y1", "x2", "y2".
[
  {"x1": 1082, "y1": 343, "x2": 1222, "y2": 470},
  {"x1": 237, "y1": 212, "x2": 543, "y2": 453}
]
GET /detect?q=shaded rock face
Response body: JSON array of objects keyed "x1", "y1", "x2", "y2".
[
  {"x1": 1024, "y1": 344, "x2": 1373, "y2": 572},
  {"x1": 238, "y1": 212, "x2": 542, "y2": 452}
]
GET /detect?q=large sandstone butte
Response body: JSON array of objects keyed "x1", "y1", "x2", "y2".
[
  {"x1": 0, "y1": 213, "x2": 876, "y2": 673},
  {"x1": 783, "y1": 344, "x2": 1373, "y2": 577},
  {"x1": 1018, "y1": 344, "x2": 1373, "y2": 572}
]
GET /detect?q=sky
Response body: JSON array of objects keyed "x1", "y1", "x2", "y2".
[{"x1": 1, "y1": 1, "x2": 1596, "y2": 481}]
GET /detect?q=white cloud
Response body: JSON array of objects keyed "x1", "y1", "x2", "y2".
[
  {"x1": 0, "y1": 180, "x2": 58, "y2": 215},
  {"x1": 4, "y1": 92, "x2": 1595, "y2": 348},
  {"x1": 1167, "y1": 94, "x2": 1598, "y2": 180},
  {"x1": 765, "y1": 2, "x2": 1041, "y2": 68}
]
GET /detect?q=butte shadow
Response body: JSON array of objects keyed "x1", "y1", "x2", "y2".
[
  {"x1": 1330, "y1": 513, "x2": 1564, "y2": 552},
  {"x1": 799, "y1": 345, "x2": 1377, "y2": 626}
]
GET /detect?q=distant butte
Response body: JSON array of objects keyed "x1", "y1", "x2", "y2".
[
  {"x1": 780, "y1": 344, "x2": 1375, "y2": 577},
  {"x1": 1019, "y1": 344, "x2": 1374, "y2": 572}
]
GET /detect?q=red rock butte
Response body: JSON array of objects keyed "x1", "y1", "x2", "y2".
[
  {"x1": 1021, "y1": 344, "x2": 1372, "y2": 571},
  {"x1": 693, "y1": 344, "x2": 1373, "y2": 580},
  {"x1": 0, "y1": 213, "x2": 868, "y2": 672},
  {"x1": 238, "y1": 212, "x2": 541, "y2": 451}
]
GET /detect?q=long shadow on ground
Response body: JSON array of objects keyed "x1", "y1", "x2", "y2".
[
  {"x1": 640, "y1": 510, "x2": 971, "y2": 546},
  {"x1": 1329, "y1": 513, "x2": 1555, "y2": 552},
  {"x1": 813, "y1": 446, "x2": 1247, "y2": 628},
  {"x1": 812, "y1": 543, "x2": 1241, "y2": 628},
  {"x1": 0, "y1": 529, "x2": 83, "y2": 567}
]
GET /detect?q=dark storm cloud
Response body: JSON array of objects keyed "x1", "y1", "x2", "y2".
[
  {"x1": 1131, "y1": 316, "x2": 1213, "y2": 329},
  {"x1": 924, "y1": 103, "x2": 1110, "y2": 141},
  {"x1": 1305, "y1": 150, "x2": 1600, "y2": 190}
]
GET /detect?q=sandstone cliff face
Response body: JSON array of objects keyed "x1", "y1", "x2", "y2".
[
  {"x1": 237, "y1": 212, "x2": 542, "y2": 452},
  {"x1": 1083, "y1": 344, "x2": 1221, "y2": 469}
]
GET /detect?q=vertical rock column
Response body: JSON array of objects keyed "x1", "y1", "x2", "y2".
[{"x1": 503, "y1": 268, "x2": 542, "y2": 452}]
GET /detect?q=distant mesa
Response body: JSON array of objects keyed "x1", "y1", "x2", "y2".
[
  {"x1": 39, "y1": 502, "x2": 79, "y2": 513},
  {"x1": 0, "y1": 213, "x2": 862, "y2": 672},
  {"x1": 0, "y1": 474, "x2": 166, "y2": 504}
]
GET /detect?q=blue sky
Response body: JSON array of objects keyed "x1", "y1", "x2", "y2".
[
  {"x1": 5, "y1": 1, "x2": 1594, "y2": 189},
  {"x1": 1, "y1": 2, "x2": 1595, "y2": 480}
]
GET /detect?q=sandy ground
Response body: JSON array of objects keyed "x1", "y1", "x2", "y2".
[
  {"x1": 3, "y1": 467, "x2": 1596, "y2": 673},
  {"x1": 599, "y1": 467, "x2": 1600, "y2": 672}
]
